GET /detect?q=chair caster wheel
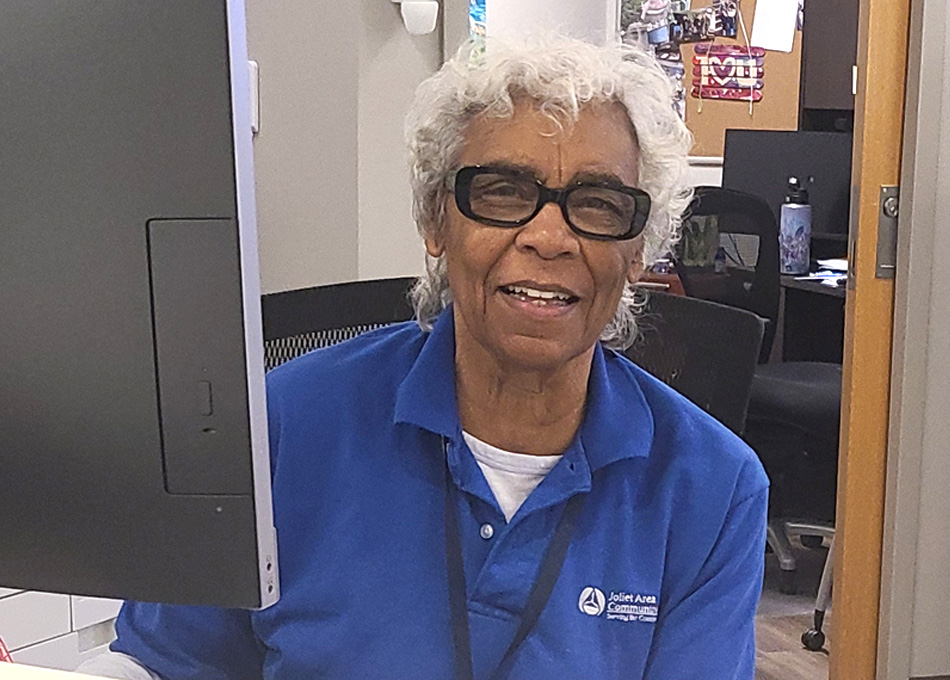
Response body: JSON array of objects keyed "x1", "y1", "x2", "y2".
[
  {"x1": 802, "y1": 628, "x2": 825, "y2": 651},
  {"x1": 780, "y1": 569, "x2": 797, "y2": 595}
]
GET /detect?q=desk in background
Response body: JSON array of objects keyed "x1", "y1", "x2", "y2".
[
  {"x1": 666, "y1": 262, "x2": 846, "y2": 364},
  {"x1": 0, "y1": 589, "x2": 118, "y2": 672},
  {"x1": 0, "y1": 664, "x2": 104, "y2": 679},
  {"x1": 637, "y1": 272, "x2": 686, "y2": 296},
  {"x1": 778, "y1": 276, "x2": 845, "y2": 363}
]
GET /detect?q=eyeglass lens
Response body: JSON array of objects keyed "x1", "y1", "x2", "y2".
[{"x1": 466, "y1": 171, "x2": 642, "y2": 239}]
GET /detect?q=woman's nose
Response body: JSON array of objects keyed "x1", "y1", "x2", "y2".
[{"x1": 513, "y1": 203, "x2": 581, "y2": 259}]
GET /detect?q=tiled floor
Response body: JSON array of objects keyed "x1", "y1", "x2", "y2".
[{"x1": 756, "y1": 540, "x2": 831, "y2": 680}]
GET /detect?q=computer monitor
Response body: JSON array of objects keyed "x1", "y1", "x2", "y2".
[
  {"x1": 722, "y1": 129, "x2": 853, "y2": 244},
  {"x1": 0, "y1": 1, "x2": 278, "y2": 609}
]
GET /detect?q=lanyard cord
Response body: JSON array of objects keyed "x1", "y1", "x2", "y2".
[
  {"x1": 443, "y1": 438, "x2": 587, "y2": 680},
  {"x1": 444, "y1": 462, "x2": 475, "y2": 680}
]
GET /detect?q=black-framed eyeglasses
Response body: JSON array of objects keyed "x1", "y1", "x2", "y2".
[{"x1": 451, "y1": 165, "x2": 652, "y2": 241}]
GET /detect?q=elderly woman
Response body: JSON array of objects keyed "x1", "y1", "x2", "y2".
[{"x1": 84, "y1": 35, "x2": 767, "y2": 680}]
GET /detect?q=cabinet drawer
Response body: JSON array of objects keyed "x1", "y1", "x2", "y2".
[
  {"x1": 71, "y1": 596, "x2": 123, "y2": 630},
  {"x1": 0, "y1": 591, "x2": 71, "y2": 650}
]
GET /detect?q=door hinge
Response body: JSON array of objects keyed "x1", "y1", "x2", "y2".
[{"x1": 876, "y1": 186, "x2": 899, "y2": 279}]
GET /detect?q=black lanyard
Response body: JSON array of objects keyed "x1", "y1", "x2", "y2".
[{"x1": 443, "y1": 438, "x2": 587, "y2": 680}]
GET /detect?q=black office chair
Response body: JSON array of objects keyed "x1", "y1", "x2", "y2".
[
  {"x1": 626, "y1": 291, "x2": 765, "y2": 436},
  {"x1": 676, "y1": 186, "x2": 841, "y2": 650},
  {"x1": 261, "y1": 277, "x2": 416, "y2": 371}
]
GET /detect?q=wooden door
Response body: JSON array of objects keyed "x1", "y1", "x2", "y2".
[{"x1": 830, "y1": 0, "x2": 912, "y2": 677}]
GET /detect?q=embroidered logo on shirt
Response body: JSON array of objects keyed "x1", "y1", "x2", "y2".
[
  {"x1": 579, "y1": 587, "x2": 659, "y2": 623},
  {"x1": 578, "y1": 587, "x2": 606, "y2": 616}
]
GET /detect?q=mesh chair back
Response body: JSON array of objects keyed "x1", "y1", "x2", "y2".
[
  {"x1": 676, "y1": 186, "x2": 780, "y2": 362},
  {"x1": 625, "y1": 291, "x2": 766, "y2": 435},
  {"x1": 261, "y1": 277, "x2": 416, "y2": 371}
]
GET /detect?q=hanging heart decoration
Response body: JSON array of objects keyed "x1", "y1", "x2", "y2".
[{"x1": 691, "y1": 44, "x2": 766, "y2": 101}]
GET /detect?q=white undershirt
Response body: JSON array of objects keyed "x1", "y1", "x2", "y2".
[{"x1": 462, "y1": 431, "x2": 563, "y2": 523}]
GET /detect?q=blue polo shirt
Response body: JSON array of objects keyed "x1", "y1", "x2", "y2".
[{"x1": 112, "y1": 309, "x2": 768, "y2": 680}]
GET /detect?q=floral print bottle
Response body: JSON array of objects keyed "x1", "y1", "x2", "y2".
[{"x1": 779, "y1": 177, "x2": 812, "y2": 275}]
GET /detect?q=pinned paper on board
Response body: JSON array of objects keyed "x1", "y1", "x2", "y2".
[{"x1": 750, "y1": 0, "x2": 799, "y2": 53}]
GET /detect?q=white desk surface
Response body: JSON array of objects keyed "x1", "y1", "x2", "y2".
[{"x1": 0, "y1": 665, "x2": 104, "y2": 679}]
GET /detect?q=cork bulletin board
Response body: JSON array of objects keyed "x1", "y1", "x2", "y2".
[{"x1": 682, "y1": 0, "x2": 803, "y2": 157}]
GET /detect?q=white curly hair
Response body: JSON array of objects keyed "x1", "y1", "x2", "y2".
[{"x1": 405, "y1": 34, "x2": 693, "y2": 350}]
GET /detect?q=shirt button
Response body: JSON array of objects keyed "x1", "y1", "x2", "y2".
[{"x1": 479, "y1": 523, "x2": 495, "y2": 540}]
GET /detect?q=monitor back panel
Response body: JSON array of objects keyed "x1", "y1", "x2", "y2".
[
  {"x1": 722, "y1": 130, "x2": 853, "y2": 237},
  {"x1": 0, "y1": 1, "x2": 276, "y2": 608}
]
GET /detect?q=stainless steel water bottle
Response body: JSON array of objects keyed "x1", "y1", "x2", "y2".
[{"x1": 779, "y1": 176, "x2": 812, "y2": 275}]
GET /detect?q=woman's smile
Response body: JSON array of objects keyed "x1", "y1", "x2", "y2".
[{"x1": 497, "y1": 280, "x2": 580, "y2": 318}]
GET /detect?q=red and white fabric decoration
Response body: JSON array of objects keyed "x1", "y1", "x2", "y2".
[
  {"x1": 0, "y1": 635, "x2": 13, "y2": 663},
  {"x1": 691, "y1": 44, "x2": 765, "y2": 102}
]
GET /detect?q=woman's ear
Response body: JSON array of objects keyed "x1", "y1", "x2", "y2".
[
  {"x1": 626, "y1": 239, "x2": 646, "y2": 284},
  {"x1": 424, "y1": 232, "x2": 445, "y2": 258}
]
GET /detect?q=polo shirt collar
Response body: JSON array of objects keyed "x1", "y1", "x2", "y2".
[
  {"x1": 580, "y1": 342, "x2": 655, "y2": 470},
  {"x1": 394, "y1": 307, "x2": 655, "y2": 471},
  {"x1": 394, "y1": 308, "x2": 459, "y2": 439}
]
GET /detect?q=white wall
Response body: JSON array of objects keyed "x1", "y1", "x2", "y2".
[
  {"x1": 246, "y1": 0, "x2": 360, "y2": 293},
  {"x1": 443, "y1": 0, "x2": 471, "y2": 61},
  {"x1": 904, "y1": 1, "x2": 950, "y2": 675},
  {"x1": 878, "y1": 0, "x2": 950, "y2": 676},
  {"x1": 686, "y1": 157, "x2": 724, "y2": 187},
  {"x1": 357, "y1": 1, "x2": 441, "y2": 280},
  {"x1": 246, "y1": 0, "x2": 441, "y2": 294},
  {"x1": 486, "y1": 0, "x2": 618, "y2": 45}
]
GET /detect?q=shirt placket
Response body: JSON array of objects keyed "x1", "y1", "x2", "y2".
[{"x1": 445, "y1": 436, "x2": 593, "y2": 679}]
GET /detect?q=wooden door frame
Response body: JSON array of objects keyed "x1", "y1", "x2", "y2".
[{"x1": 830, "y1": 0, "x2": 912, "y2": 676}]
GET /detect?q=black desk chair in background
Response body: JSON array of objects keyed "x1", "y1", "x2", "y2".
[
  {"x1": 626, "y1": 291, "x2": 765, "y2": 436},
  {"x1": 262, "y1": 277, "x2": 417, "y2": 371},
  {"x1": 677, "y1": 186, "x2": 841, "y2": 651}
]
